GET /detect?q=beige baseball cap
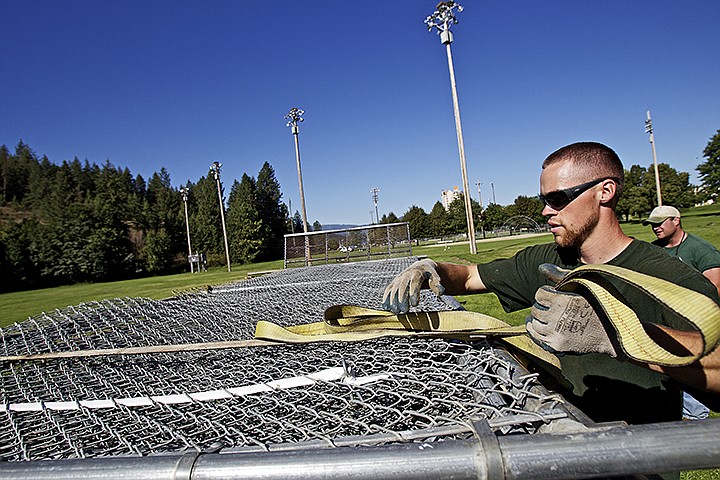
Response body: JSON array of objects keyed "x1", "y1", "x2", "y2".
[{"x1": 642, "y1": 205, "x2": 681, "y2": 225}]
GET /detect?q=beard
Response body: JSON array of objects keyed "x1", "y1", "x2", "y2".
[{"x1": 554, "y1": 208, "x2": 600, "y2": 248}]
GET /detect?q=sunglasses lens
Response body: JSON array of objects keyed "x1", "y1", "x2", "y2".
[{"x1": 542, "y1": 192, "x2": 569, "y2": 210}]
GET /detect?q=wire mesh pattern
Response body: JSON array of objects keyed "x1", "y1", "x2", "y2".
[{"x1": 0, "y1": 257, "x2": 568, "y2": 462}]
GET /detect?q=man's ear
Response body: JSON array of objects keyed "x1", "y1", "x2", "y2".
[{"x1": 599, "y1": 178, "x2": 617, "y2": 205}]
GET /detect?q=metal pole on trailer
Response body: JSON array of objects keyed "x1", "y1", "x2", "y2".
[{"x1": 3, "y1": 419, "x2": 719, "y2": 480}]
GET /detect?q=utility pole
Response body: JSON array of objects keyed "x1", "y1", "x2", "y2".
[
  {"x1": 285, "y1": 108, "x2": 309, "y2": 233},
  {"x1": 370, "y1": 187, "x2": 380, "y2": 224},
  {"x1": 210, "y1": 161, "x2": 231, "y2": 272},
  {"x1": 491, "y1": 182, "x2": 496, "y2": 205},
  {"x1": 426, "y1": 1, "x2": 476, "y2": 254},
  {"x1": 180, "y1": 186, "x2": 194, "y2": 273},
  {"x1": 645, "y1": 110, "x2": 663, "y2": 206},
  {"x1": 288, "y1": 199, "x2": 294, "y2": 234},
  {"x1": 475, "y1": 179, "x2": 485, "y2": 239},
  {"x1": 285, "y1": 107, "x2": 311, "y2": 265}
]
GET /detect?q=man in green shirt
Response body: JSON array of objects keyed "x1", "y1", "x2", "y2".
[
  {"x1": 643, "y1": 205, "x2": 720, "y2": 298},
  {"x1": 643, "y1": 204, "x2": 720, "y2": 420},
  {"x1": 383, "y1": 142, "x2": 719, "y2": 425}
]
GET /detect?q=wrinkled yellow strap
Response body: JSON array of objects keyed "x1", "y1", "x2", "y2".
[
  {"x1": 255, "y1": 305, "x2": 561, "y2": 369},
  {"x1": 558, "y1": 264, "x2": 720, "y2": 367},
  {"x1": 255, "y1": 265, "x2": 720, "y2": 368}
]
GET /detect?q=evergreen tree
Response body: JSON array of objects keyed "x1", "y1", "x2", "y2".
[
  {"x1": 292, "y1": 210, "x2": 304, "y2": 234},
  {"x1": 402, "y1": 205, "x2": 429, "y2": 239},
  {"x1": 482, "y1": 203, "x2": 508, "y2": 231},
  {"x1": 428, "y1": 201, "x2": 451, "y2": 237},
  {"x1": 226, "y1": 175, "x2": 263, "y2": 264},
  {"x1": 617, "y1": 165, "x2": 651, "y2": 220},
  {"x1": 380, "y1": 212, "x2": 399, "y2": 224},
  {"x1": 506, "y1": 195, "x2": 544, "y2": 224},
  {"x1": 312, "y1": 220, "x2": 323, "y2": 232},
  {"x1": 256, "y1": 162, "x2": 288, "y2": 261},
  {"x1": 447, "y1": 194, "x2": 469, "y2": 234},
  {"x1": 697, "y1": 129, "x2": 720, "y2": 203},
  {"x1": 140, "y1": 168, "x2": 182, "y2": 273},
  {"x1": 190, "y1": 175, "x2": 222, "y2": 259}
]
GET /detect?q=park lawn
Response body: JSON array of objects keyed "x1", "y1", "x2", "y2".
[{"x1": 0, "y1": 260, "x2": 283, "y2": 327}]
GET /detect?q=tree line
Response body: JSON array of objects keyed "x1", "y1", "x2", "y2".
[
  {"x1": 381, "y1": 130, "x2": 720, "y2": 240},
  {"x1": 0, "y1": 141, "x2": 299, "y2": 292},
  {"x1": 1, "y1": 130, "x2": 718, "y2": 292}
]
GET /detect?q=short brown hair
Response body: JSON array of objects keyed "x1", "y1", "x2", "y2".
[{"x1": 542, "y1": 142, "x2": 624, "y2": 198}]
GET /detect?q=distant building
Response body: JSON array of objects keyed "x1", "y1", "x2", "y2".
[
  {"x1": 441, "y1": 186, "x2": 462, "y2": 211},
  {"x1": 694, "y1": 185, "x2": 715, "y2": 206}
]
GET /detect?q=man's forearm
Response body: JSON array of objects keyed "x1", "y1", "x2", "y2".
[
  {"x1": 634, "y1": 324, "x2": 720, "y2": 395},
  {"x1": 436, "y1": 262, "x2": 487, "y2": 295}
]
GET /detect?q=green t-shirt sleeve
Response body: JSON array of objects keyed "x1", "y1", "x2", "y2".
[
  {"x1": 687, "y1": 234, "x2": 720, "y2": 272},
  {"x1": 477, "y1": 243, "x2": 571, "y2": 312}
]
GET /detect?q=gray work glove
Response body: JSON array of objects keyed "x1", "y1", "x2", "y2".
[
  {"x1": 382, "y1": 259, "x2": 445, "y2": 314},
  {"x1": 526, "y1": 285, "x2": 620, "y2": 358}
]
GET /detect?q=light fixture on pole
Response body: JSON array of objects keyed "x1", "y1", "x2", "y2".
[
  {"x1": 370, "y1": 187, "x2": 380, "y2": 224},
  {"x1": 645, "y1": 111, "x2": 663, "y2": 206},
  {"x1": 475, "y1": 180, "x2": 483, "y2": 211},
  {"x1": 180, "y1": 186, "x2": 194, "y2": 274},
  {"x1": 209, "y1": 161, "x2": 231, "y2": 272},
  {"x1": 285, "y1": 108, "x2": 309, "y2": 234},
  {"x1": 426, "y1": 1, "x2": 476, "y2": 254}
]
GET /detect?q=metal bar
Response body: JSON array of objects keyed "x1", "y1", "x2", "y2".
[{"x1": 3, "y1": 419, "x2": 718, "y2": 480}]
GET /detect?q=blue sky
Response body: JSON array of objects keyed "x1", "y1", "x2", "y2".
[{"x1": 3, "y1": 1, "x2": 719, "y2": 225}]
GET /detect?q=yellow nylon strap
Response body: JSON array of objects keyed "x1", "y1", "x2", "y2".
[
  {"x1": 254, "y1": 305, "x2": 560, "y2": 369},
  {"x1": 557, "y1": 264, "x2": 720, "y2": 366},
  {"x1": 255, "y1": 265, "x2": 720, "y2": 368}
]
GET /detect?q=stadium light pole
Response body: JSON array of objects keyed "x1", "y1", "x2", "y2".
[
  {"x1": 370, "y1": 187, "x2": 380, "y2": 225},
  {"x1": 285, "y1": 108, "x2": 309, "y2": 234},
  {"x1": 180, "y1": 186, "x2": 194, "y2": 273},
  {"x1": 476, "y1": 179, "x2": 486, "y2": 239},
  {"x1": 426, "y1": 1, "x2": 476, "y2": 254},
  {"x1": 210, "y1": 161, "x2": 231, "y2": 272},
  {"x1": 645, "y1": 110, "x2": 663, "y2": 206}
]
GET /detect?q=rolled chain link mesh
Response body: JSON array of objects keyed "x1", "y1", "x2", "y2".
[{"x1": 0, "y1": 257, "x2": 570, "y2": 461}]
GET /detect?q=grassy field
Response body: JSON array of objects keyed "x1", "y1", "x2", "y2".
[{"x1": 0, "y1": 205, "x2": 718, "y2": 478}]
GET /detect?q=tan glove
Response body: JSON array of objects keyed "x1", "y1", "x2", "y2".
[
  {"x1": 526, "y1": 285, "x2": 620, "y2": 358},
  {"x1": 382, "y1": 259, "x2": 445, "y2": 314}
]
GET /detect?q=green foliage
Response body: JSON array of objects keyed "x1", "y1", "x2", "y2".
[
  {"x1": 226, "y1": 175, "x2": 264, "y2": 264},
  {"x1": 697, "y1": 129, "x2": 720, "y2": 203},
  {"x1": 401, "y1": 205, "x2": 430, "y2": 238},
  {"x1": 380, "y1": 212, "x2": 399, "y2": 224},
  {"x1": 506, "y1": 195, "x2": 544, "y2": 224},
  {"x1": 428, "y1": 201, "x2": 451, "y2": 237},
  {"x1": 482, "y1": 203, "x2": 508, "y2": 230},
  {"x1": 255, "y1": 162, "x2": 289, "y2": 261},
  {"x1": 142, "y1": 228, "x2": 173, "y2": 274}
]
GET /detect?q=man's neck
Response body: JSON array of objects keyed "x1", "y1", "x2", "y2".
[
  {"x1": 579, "y1": 223, "x2": 633, "y2": 264},
  {"x1": 665, "y1": 228, "x2": 686, "y2": 248}
]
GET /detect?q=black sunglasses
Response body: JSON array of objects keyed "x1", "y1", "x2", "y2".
[{"x1": 539, "y1": 177, "x2": 618, "y2": 211}]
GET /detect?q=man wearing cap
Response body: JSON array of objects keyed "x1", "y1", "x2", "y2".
[
  {"x1": 643, "y1": 205, "x2": 720, "y2": 297},
  {"x1": 643, "y1": 205, "x2": 720, "y2": 420}
]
